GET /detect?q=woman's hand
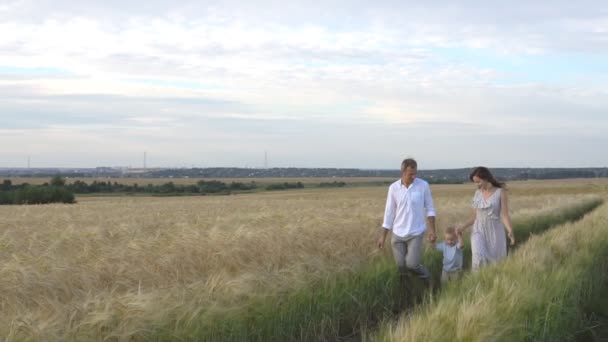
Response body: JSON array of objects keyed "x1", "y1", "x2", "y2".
[{"x1": 507, "y1": 231, "x2": 516, "y2": 246}]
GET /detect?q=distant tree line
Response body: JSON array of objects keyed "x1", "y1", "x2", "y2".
[
  {"x1": 1, "y1": 177, "x2": 328, "y2": 204},
  {"x1": 66, "y1": 180, "x2": 350, "y2": 194},
  {"x1": 0, "y1": 177, "x2": 75, "y2": 205},
  {"x1": 319, "y1": 181, "x2": 347, "y2": 188},
  {"x1": 66, "y1": 180, "x2": 258, "y2": 195},
  {"x1": 265, "y1": 182, "x2": 305, "y2": 191}
]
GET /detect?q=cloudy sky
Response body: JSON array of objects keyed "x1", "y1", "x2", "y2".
[{"x1": 1, "y1": 1, "x2": 607, "y2": 169}]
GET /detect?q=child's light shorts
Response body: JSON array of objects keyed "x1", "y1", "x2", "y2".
[{"x1": 441, "y1": 270, "x2": 462, "y2": 283}]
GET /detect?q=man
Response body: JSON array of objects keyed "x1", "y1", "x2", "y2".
[{"x1": 377, "y1": 158, "x2": 437, "y2": 285}]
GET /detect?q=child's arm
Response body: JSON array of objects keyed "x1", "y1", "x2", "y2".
[{"x1": 456, "y1": 231, "x2": 464, "y2": 249}]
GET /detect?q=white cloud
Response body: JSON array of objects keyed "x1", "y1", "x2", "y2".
[{"x1": 0, "y1": 1, "x2": 607, "y2": 167}]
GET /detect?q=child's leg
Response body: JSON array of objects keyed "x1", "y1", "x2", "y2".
[
  {"x1": 448, "y1": 270, "x2": 462, "y2": 282},
  {"x1": 441, "y1": 270, "x2": 449, "y2": 284}
]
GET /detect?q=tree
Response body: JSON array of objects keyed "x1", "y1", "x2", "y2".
[
  {"x1": 1, "y1": 179, "x2": 12, "y2": 191},
  {"x1": 50, "y1": 176, "x2": 66, "y2": 187}
]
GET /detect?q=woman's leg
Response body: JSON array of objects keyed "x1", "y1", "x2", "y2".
[{"x1": 470, "y1": 230, "x2": 486, "y2": 271}]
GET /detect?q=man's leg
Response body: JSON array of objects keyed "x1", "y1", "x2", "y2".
[
  {"x1": 404, "y1": 234, "x2": 431, "y2": 279},
  {"x1": 391, "y1": 234, "x2": 411, "y2": 309},
  {"x1": 391, "y1": 234, "x2": 408, "y2": 277}
]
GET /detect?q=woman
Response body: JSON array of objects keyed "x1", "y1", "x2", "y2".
[{"x1": 456, "y1": 167, "x2": 516, "y2": 270}]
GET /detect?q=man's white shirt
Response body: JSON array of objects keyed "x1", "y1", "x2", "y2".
[{"x1": 382, "y1": 178, "x2": 436, "y2": 237}]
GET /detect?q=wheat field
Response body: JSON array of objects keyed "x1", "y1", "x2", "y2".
[
  {"x1": 380, "y1": 199, "x2": 608, "y2": 342},
  {"x1": 0, "y1": 180, "x2": 606, "y2": 340}
]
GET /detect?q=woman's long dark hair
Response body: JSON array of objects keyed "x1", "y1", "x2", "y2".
[{"x1": 469, "y1": 166, "x2": 505, "y2": 188}]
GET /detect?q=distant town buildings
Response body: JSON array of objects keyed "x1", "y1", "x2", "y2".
[{"x1": 0, "y1": 167, "x2": 607, "y2": 183}]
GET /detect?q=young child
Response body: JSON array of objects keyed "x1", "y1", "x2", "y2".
[{"x1": 435, "y1": 226, "x2": 464, "y2": 283}]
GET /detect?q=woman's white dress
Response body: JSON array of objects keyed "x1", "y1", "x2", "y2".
[{"x1": 471, "y1": 188, "x2": 507, "y2": 270}]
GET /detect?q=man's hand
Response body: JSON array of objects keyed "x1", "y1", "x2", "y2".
[
  {"x1": 426, "y1": 216, "x2": 437, "y2": 244},
  {"x1": 427, "y1": 231, "x2": 437, "y2": 244},
  {"x1": 377, "y1": 236, "x2": 386, "y2": 249}
]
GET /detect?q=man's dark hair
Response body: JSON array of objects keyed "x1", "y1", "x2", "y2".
[{"x1": 401, "y1": 158, "x2": 417, "y2": 171}]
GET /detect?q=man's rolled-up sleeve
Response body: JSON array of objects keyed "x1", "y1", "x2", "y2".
[
  {"x1": 382, "y1": 186, "x2": 396, "y2": 229},
  {"x1": 425, "y1": 183, "x2": 436, "y2": 217}
]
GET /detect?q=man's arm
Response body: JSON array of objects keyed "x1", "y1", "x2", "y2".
[
  {"x1": 425, "y1": 183, "x2": 437, "y2": 243},
  {"x1": 378, "y1": 186, "x2": 395, "y2": 249},
  {"x1": 426, "y1": 216, "x2": 437, "y2": 243},
  {"x1": 377, "y1": 228, "x2": 390, "y2": 249}
]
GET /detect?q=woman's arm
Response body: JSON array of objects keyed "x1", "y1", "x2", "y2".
[
  {"x1": 456, "y1": 208, "x2": 476, "y2": 234},
  {"x1": 500, "y1": 189, "x2": 516, "y2": 245},
  {"x1": 456, "y1": 230, "x2": 465, "y2": 249}
]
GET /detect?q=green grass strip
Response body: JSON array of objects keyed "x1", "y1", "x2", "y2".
[
  {"x1": 376, "y1": 201, "x2": 608, "y2": 341},
  {"x1": 148, "y1": 198, "x2": 603, "y2": 341}
]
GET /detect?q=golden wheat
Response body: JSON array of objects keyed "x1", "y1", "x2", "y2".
[{"x1": 0, "y1": 181, "x2": 602, "y2": 340}]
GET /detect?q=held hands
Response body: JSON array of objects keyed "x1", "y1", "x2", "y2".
[{"x1": 455, "y1": 224, "x2": 464, "y2": 235}]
